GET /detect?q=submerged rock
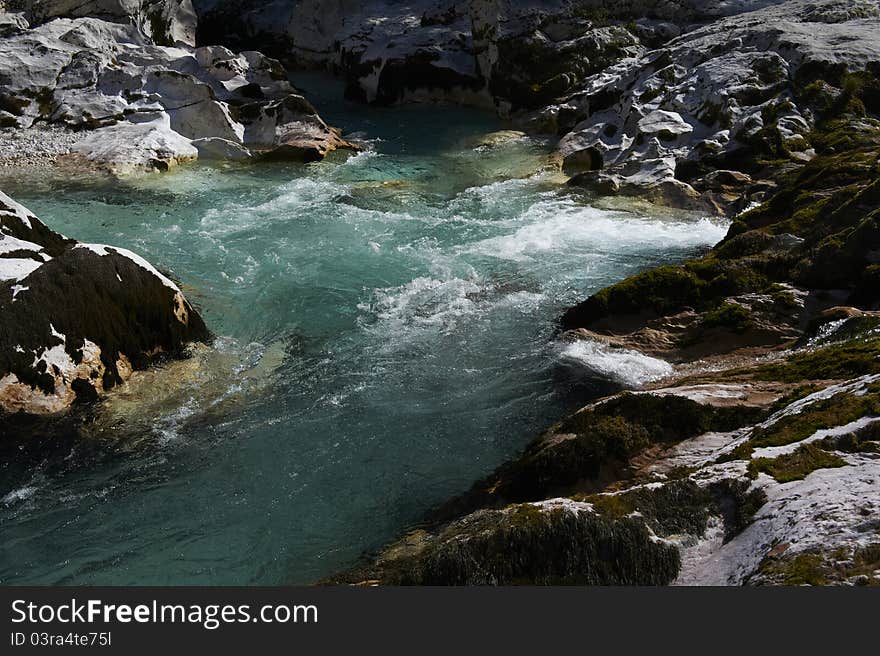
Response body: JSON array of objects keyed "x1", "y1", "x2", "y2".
[{"x1": 0, "y1": 190, "x2": 209, "y2": 415}]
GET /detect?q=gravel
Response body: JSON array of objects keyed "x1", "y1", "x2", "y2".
[{"x1": 0, "y1": 125, "x2": 81, "y2": 168}]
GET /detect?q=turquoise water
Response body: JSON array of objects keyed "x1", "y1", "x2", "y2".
[{"x1": 0, "y1": 80, "x2": 728, "y2": 584}]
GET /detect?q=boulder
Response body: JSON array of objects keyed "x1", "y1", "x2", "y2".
[
  {"x1": 9, "y1": 0, "x2": 198, "y2": 46},
  {"x1": 552, "y1": 0, "x2": 880, "y2": 209},
  {"x1": 0, "y1": 190, "x2": 209, "y2": 415},
  {"x1": 0, "y1": 12, "x2": 354, "y2": 170},
  {"x1": 71, "y1": 114, "x2": 199, "y2": 173}
]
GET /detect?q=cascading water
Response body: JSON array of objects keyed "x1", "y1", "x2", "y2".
[{"x1": 0, "y1": 77, "x2": 728, "y2": 584}]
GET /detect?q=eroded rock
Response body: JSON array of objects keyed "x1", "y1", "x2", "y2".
[
  {"x1": 0, "y1": 11, "x2": 355, "y2": 171},
  {"x1": 0, "y1": 190, "x2": 209, "y2": 415}
]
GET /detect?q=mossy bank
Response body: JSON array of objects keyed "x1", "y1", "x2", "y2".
[{"x1": 330, "y1": 87, "x2": 880, "y2": 587}]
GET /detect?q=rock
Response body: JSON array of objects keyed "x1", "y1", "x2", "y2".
[
  {"x1": 0, "y1": 124, "x2": 80, "y2": 167},
  {"x1": 0, "y1": 11, "x2": 28, "y2": 36},
  {"x1": 549, "y1": 0, "x2": 880, "y2": 209},
  {"x1": 330, "y1": 498, "x2": 682, "y2": 585},
  {"x1": 0, "y1": 12, "x2": 354, "y2": 170},
  {"x1": 337, "y1": 330, "x2": 880, "y2": 585},
  {"x1": 70, "y1": 115, "x2": 199, "y2": 173},
  {"x1": 239, "y1": 93, "x2": 358, "y2": 160},
  {"x1": 0, "y1": 191, "x2": 209, "y2": 415},
  {"x1": 191, "y1": 136, "x2": 250, "y2": 159},
  {"x1": 638, "y1": 110, "x2": 694, "y2": 140},
  {"x1": 193, "y1": 0, "x2": 644, "y2": 111},
  {"x1": 10, "y1": 0, "x2": 198, "y2": 46},
  {"x1": 470, "y1": 129, "x2": 526, "y2": 148},
  {"x1": 143, "y1": 0, "x2": 198, "y2": 47}
]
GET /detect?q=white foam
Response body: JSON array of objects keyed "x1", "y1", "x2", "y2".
[
  {"x1": 359, "y1": 276, "x2": 481, "y2": 338},
  {"x1": 199, "y1": 177, "x2": 346, "y2": 236},
  {"x1": 467, "y1": 199, "x2": 728, "y2": 262},
  {"x1": 342, "y1": 148, "x2": 381, "y2": 167},
  {"x1": 1, "y1": 485, "x2": 39, "y2": 506},
  {"x1": 559, "y1": 339, "x2": 674, "y2": 387}
]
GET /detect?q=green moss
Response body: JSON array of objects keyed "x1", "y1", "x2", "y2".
[
  {"x1": 665, "y1": 464, "x2": 699, "y2": 480},
  {"x1": 379, "y1": 502, "x2": 682, "y2": 585},
  {"x1": 571, "y1": 7, "x2": 610, "y2": 25},
  {"x1": 768, "y1": 384, "x2": 824, "y2": 414},
  {"x1": 749, "y1": 338, "x2": 880, "y2": 382},
  {"x1": 759, "y1": 552, "x2": 829, "y2": 585},
  {"x1": 486, "y1": 414, "x2": 649, "y2": 503},
  {"x1": 34, "y1": 87, "x2": 54, "y2": 118},
  {"x1": 443, "y1": 394, "x2": 764, "y2": 514},
  {"x1": 615, "y1": 480, "x2": 714, "y2": 537},
  {"x1": 821, "y1": 419, "x2": 880, "y2": 453},
  {"x1": 708, "y1": 479, "x2": 768, "y2": 540},
  {"x1": 750, "y1": 392, "x2": 880, "y2": 448},
  {"x1": 588, "y1": 265, "x2": 707, "y2": 317},
  {"x1": 714, "y1": 229, "x2": 774, "y2": 260},
  {"x1": 698, "y1": 100, "x2": 726, "y2": 127},
  {"x1": 747, "y1": 443, "x2": 847, "y2": 483},
  {"x1": 586, "y1": 493, "x2": 634, "y2": 519},
  {"x1": 769, "y1": 288, "x2": 799, "y2": 309},
  {"x1": 562, "y1": 251, "x2": 782, "y2": 329},
  {"x1": 639, "y1": 87, "x2": 663, "y2": 104},
  {"x1": 589, "y1": 478, "x2": 766, "y2": 541},
  {"x1": 701, "y1": 302, "x2": 754, "y2": 334},
  {"x1": 147, "y1": 10, "x2": 173, "y2": 47},
  {"x1": 715, "y1": 441, "x2": 755, "y2": 463},
  {"x1": 756, "y1": 543, "x2": 880, "y2": 586}
]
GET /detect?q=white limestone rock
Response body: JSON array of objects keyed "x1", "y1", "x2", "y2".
[
  {"x1": 71, "y1": 114, "x2": 198, "y2": 173},
  {"x1": 557, "y1": 0, "x2": 880, "y2": 208},
  {"x1": 0, "y1": 10, "x2": 354, "y2": 170}
]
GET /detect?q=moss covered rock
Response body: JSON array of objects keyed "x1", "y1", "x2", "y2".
[
  {"x1": 1, "y1": 191, "x2": 209, "y2": 417},
  {"x1": 334, "y1": 499, "x2": 680, "y2": 586}
]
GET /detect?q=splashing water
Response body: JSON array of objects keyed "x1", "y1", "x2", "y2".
[{"x1": 0, "y1": 77, "x2": 728, "y2": 584}]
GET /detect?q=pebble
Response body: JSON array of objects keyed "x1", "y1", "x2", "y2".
[{"x1": 0, "y1": 125, "x2": 80, "y2": 169}]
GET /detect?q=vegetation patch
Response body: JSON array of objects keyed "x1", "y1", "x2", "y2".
[
  {"x1": 747, "y1": 443, "x2": 847, "y2": 483},
  {"x1": 821, "y1": 419, "x2": 880, "y2": 453},
  {"x1": 708, "y1": 479, "x2": 768, "y2": 540},
  {"x1": 755, "y1": 543, "x2": 880, "y2": 586},
  {"x1": 432, "y1": 394, "x2": 764, "y2": 522},
  {"x1": 748, "y1": 338, "x2": 880, "y2": 383},
  {"x1": 701, "y1": 302, "x2": 754, "y2": 333},
  {"x1": 585, "y1": 480, "x2": 713, "y2": 537},
  {"x1": 750, "y1": 391, "x2": 880, "y2": 448},
  {"x1": 587, "y1": 477, "x2": 767, "y2": 541},
  {"x1": 373, "y1": 503, "x2": 681, "y2": 585}
]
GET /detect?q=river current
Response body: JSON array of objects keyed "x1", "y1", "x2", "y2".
[{"x1": 0, "y1": 77, "x2": 727, "y2": 584}]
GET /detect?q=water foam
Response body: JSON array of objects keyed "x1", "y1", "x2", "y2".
[
  {"x1": 468, "y1": 198, "x2": 728, "y2": 262},
  {"x1": 559, "y1": 340, "x2": 674, "y2": 387}
]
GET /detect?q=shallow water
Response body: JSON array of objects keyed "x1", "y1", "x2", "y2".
[{"x1": 0, "y1": 78, "x2": 728, "y2": 584}]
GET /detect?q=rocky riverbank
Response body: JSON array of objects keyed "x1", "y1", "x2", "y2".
[
  {"x1": 0, "y1": 1, "x2": 357, "y2": 173},
  {"x1": 313, "y1": 0, "x2": 880, "y2": 586},
  {"x1": 328, "y1": 87, "x2": 880, "y2": 586},
  {"x1": 191, "y1": 0, "x2": 880, "y2": 212},
  {"x1": 2, "y1": 0, "x2": 879, "y2": 585}
]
